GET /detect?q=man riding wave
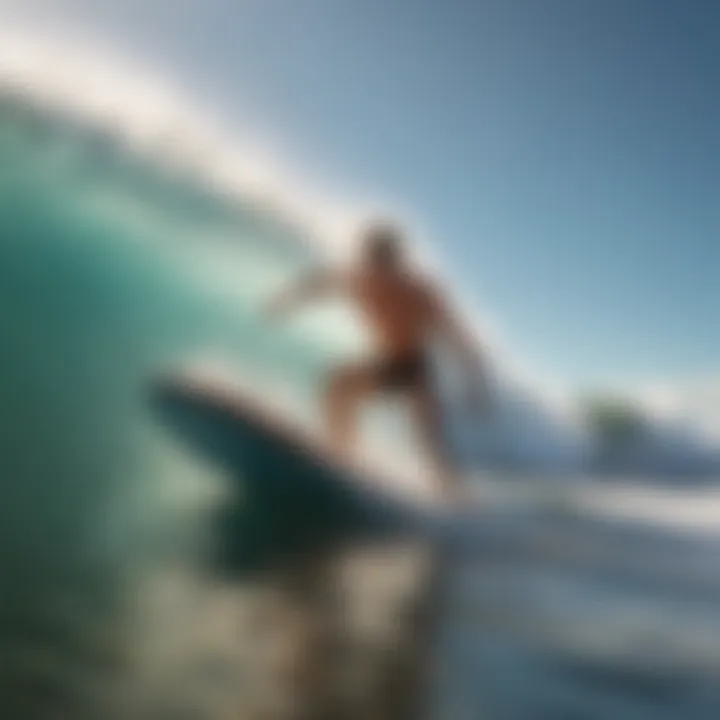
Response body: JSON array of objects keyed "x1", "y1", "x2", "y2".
[{"x1": 267, "y1": 221, "x2": 490, "y2": 501}]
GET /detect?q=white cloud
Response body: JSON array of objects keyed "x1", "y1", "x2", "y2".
[{"x1": 627, "y1": 377, "x2": 720, "y2": 444}]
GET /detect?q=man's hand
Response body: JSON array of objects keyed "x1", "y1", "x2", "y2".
[
  {"x1": 263, "y1": 295, "x2": 290, "y2": 322},
  {"x1": 465, "y1": 374, "x2": 491, "y2": 419}
]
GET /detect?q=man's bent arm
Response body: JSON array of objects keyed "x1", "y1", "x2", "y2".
[{"x1": 430, "y1": 287, "x2": 492, "y2": 409}]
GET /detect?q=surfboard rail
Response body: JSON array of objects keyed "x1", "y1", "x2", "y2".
[{"x1": 151, "y1": 369, "x2": 439, "y2": 577}]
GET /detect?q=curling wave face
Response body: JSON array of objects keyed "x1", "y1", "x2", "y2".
[{"x1": 0, "y1": 55, "x2": 453, "y2": 717}]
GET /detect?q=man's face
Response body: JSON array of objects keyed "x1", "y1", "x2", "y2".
[{"x1": 362, "y1": 227, "x2": 403, "y2": 270}]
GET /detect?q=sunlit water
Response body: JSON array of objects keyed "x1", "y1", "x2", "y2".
[{"x1": 2, "y1": 77, "x2": 720, "y2": 720}]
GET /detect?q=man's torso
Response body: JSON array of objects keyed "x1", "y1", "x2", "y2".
[{"x1": 348, "y1": 269, "x2": 438, "y2": 360}]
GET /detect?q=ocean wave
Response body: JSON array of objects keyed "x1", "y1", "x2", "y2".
[
  {"x1": 0, "y1": 30, "x2": 376, "y2": 252},
  {"x1": 0, "y1": 36, "x2": 374, "y2": 718}
]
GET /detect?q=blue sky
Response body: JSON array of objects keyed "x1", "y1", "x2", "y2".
[{"x1": 4, "y1": 0, "x2": 719, "y2": 389}]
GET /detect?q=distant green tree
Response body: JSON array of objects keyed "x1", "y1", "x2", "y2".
[{"x1": 581, "y1": 395, "x2": 648, "y2": 458}]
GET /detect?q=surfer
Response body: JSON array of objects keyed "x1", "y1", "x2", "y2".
[{"x1": 266, "y1": 222, "x2": 490, "y2": 501}]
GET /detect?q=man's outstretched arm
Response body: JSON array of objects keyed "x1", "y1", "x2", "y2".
[{"x1": 265, "y1": 269, "x2": 343, "y2": 320}]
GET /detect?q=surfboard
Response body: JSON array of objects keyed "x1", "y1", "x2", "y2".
[{"x1": 151, "y1": 369, "x2": 442, "y2": 577}]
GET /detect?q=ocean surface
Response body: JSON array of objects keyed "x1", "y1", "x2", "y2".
[{"x1": 2, "y1": 71, "x2": 720, "y2": 720}]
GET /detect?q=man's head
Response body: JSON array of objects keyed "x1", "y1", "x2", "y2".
[{"x1": 360, "y1": 222, "x2": 405, "y2": 270}]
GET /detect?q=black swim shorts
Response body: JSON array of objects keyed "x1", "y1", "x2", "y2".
[{"x1": 373, "y1": 352, "x2": 429, "y2": 391}]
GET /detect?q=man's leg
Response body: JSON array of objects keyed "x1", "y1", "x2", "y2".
[
  {"x1": 324, "y1": 363, "x2": 378, "y2": 462},
  {"x1": 408, "y1": 382, "x2": 459, "y2": 501}
]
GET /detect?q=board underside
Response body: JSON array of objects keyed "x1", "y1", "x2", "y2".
[{"x1": 151, "y1": 374, "x2": 431, "y2": 577}]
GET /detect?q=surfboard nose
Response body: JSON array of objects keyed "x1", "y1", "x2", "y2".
[
  {"x1": 151, "y1": 377, "x2": 248, "y2": 465},
  {"x1": 150, "y1": 376, "x2": 433, "y2": 577}
]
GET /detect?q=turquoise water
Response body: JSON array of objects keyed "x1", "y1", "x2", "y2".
[
  {"x1": 0, "y1": 82, "x2": 444, "y2": 718},
  {"x1": 0, "y1": 89, "x2": 358, "y2": 716}
]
